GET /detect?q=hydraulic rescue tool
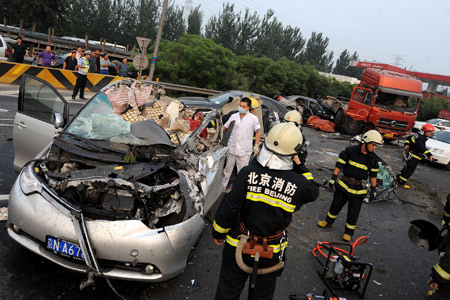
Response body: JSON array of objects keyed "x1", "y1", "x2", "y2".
[{"x1": 312, "y1": 236, "x2": 373, "y2": 298}]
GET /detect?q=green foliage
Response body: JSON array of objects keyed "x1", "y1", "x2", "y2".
[
  {"x1": 415, "y1": 97, "x2": 450, "y2": 121},
  {"x1": 187, "y1": 6, "x2": 203, "y2": 35},
  {"x1": 298, "y1": 32, "x2": 334, "y2": 72},
  {"x1": 162, "y1": 3, "x2": 186, "y2": 42},
  {"x1": 154, "y1": 35, "x2": 237, "y2": 90}
]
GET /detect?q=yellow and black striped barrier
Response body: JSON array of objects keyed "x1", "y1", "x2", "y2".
[{"x1": 0, "y1": 62, "x2": 124, "y2": 92}]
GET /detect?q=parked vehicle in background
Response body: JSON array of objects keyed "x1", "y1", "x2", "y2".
[
  {"x1": 414, "y1": 118, "x2": 450, "y2": 132},
  {"x1": 426, "y1": 130, "x2": 450, "y2": 171},
  {"x1": 0, "y1": 34, "x2": 9, "y2": 61},
  {"x1": 286, "y1": 95, "x2": 335, "y2": 123},
  {"x1": 342, "y1": 68, "x2": 423, "y2": 138}
]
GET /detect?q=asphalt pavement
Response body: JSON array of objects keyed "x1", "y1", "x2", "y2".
[{"x1": 0, "y1": 84, "x2": 449, "y2": 299}]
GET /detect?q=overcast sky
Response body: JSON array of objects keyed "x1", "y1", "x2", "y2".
[{"x1": 173, "y1": 0, "x2": 450, "y2": 76}]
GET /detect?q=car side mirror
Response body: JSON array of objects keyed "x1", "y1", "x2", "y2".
[{"x1": 54, "y1": 113, "x2": 64, "y2": 129}]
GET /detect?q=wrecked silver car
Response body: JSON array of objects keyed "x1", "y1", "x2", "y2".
[{"x1": 8, "y1": 76, "x2": 229, "y2": 282}]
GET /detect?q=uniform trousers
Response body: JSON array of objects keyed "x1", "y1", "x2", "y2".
[
  {"x1": 222, "y1": 153, "x2": 250, "y2": 188},
  {"x1": 215, "y1": 243, "x2": 279, "y2": 300},
  {"x1": 325, "y1": 186, "x2": 365, "y2": 235},
  {"x1": 72, "y1": 73, "x2": 87, "y2": 98},
  {"x1": 398, "y1": 156, "x2": 420, "y2": 184}
]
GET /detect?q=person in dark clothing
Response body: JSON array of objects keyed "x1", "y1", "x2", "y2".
[
  {"x1": 397, "y1": 123, "x2": 435, "y2": 189},
  {"x1": 95, "y1": 50, "x2": 101, "y2": 73},
  {"x1": 63, "y1": 50, "x2": 77, "y2": 70},
  {"x1": 12, "y1": 36, "x2": 28, "y2": 63},
  {"x1": 426, "y1": 193, "x2": 450, "y2": 300},
  {"x1": 318, "y1": 130, "x2": 383, "y2": 242},
  {"x1": 213, "y1": 122, "x2": 319, "y2": 300}
]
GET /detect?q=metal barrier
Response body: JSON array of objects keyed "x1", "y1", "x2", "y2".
[
  {"x1": 0, "y1": 61, "x2": 221, "y2": 96},
  {"x1": 0, "y1": 62, "x2": 123, "y2": 92}
]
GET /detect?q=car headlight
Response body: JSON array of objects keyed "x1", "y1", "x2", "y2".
[{"x1": 19, "y1": 164, "x2": 42, "y2": 195}]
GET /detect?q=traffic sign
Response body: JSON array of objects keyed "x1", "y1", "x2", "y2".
[
  {"x1": 136, "y1": 37, "x2": 151, "y2": 53},
  {"x1": 133, "y1": 54, "x2": 149, "y2": 71}
]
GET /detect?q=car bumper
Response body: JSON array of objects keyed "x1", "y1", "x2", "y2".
[{"x1": 7, "y1": 179, "x2": 205, "y2": 282}]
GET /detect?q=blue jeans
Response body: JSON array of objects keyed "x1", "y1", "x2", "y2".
[{"x1": 100, "y1": 70, "x2": 109, "y2": 75}]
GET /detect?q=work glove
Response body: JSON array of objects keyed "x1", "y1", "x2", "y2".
[
  {"x1": 328, "y1": 174, "x2": 338, "y2": 190},
  {"x1": 369, "y1": 186, "x2": 377, "y2": 202},
  {"x1": 253, "y1": 144, "x2": 260, "y2": 156}
]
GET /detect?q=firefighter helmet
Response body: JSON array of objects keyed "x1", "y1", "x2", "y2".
[
  {"x1": 283, "y1": 110, "x2": 302, "y2": 126},
  {"x1": 265, "y1": 122, "x2": 303, "y2": 156},
  {"x1": 408, "y1": 220, "x2": 442, "y2": 251},
  {"x1": 421, "y1": 123, "x2": 435, "y2": 132},
  {"x1": 249, "y1": 97, "x2": 260, "y2": 109},
  {"x1": 362, "y1": 130, "x2": 384, "y2": 145}
]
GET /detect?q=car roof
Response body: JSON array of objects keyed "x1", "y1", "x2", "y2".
[{"x1": 287, "y1": 95, "x2": 318, "y2": 103}]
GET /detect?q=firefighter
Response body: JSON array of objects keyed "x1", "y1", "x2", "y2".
[
  {"x1": 426, "y1": 193, "x2": 450, "y2": 299},
  {"x1": 213, "y1": 122, "x2": 320, "y2": 300},
  {"x1": 317, "y1": 130, "x2": 383, "y2": 242},
  {"x1": 283, "y1": 110, "x2": 310, "y2": 177},
  {"x1": 396, "y1": 123, "x2": 435, "y2": 189}
]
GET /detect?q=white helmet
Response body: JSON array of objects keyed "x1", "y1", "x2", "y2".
[
  {"x1": 265, "y1": 122, "x2": 303, "y2": 155},
  {"x1": 362, "y1": 130, "x2": 383, "y2": 145},
  {"x1": 283, "y1": 110, "x2": 302, "y2": 126}
]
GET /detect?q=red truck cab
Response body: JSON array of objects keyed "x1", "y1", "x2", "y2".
[{"x1": 345, "y1": 68, "x2": 423, "y2": 139}]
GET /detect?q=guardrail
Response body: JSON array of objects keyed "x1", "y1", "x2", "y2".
[
  {"x1": 0, "y1": 62, "x2": 123, "y2": 92},
  {"x1": 0, "y1": 61, "x2": 221, "y2": 96}
]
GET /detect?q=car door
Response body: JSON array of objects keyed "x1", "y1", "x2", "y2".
[
  {"x1": 194, "y1": 113, "x2": 229, "y2": 214},
  {"x1": 13, "y1": 75, "x2": 69, "y2": 172}
]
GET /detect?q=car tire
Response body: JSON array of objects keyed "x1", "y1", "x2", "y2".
[
  {"x1": 334, "y1": 109, "x2": 344, "y2": 130},
  {"x1": 345, "y1": 117, "x2": 363, "y2": 136}
]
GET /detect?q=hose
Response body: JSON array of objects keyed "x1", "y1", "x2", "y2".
[
  {"x1": 235, "y1": 235, "x2": 284, "y2": 275},
  {"x1": 312, "y1": 236, "x2": 368, "y2": 258}
]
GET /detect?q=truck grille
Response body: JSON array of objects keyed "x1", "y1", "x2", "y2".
[{"x1": 378, "y1": 118, "x2": 409, "y2": 129}]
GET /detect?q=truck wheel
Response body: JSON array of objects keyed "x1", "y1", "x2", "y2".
[
  {"x1": 345, "y1": 118, "x2": 363, "y2": 136},
  {"x1": 334, "y1": 109, "x2": 344, "y2": 130}
]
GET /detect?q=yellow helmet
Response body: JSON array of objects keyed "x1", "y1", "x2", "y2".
[
  {"x1": 249, "y1": 97, "x2": 259, "y2": 109},
  {"x1": 362, "y1": 130, "x2": 383, "y2": 145},
  {"x1": 265, "y1": 122, "x2": 303, "y2": 155},
  {"x1": 283, "y1": 110, "x2": 302, "y2": 126}
]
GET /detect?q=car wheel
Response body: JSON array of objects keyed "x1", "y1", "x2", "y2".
[
  {"x1": 345, "y1": 117, "x2": 363, "y2": 136},
  {"x1": 334, "y1": 109, "x2": 344, "y2": 130}
]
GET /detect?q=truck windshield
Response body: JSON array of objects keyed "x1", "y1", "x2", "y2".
[{"x1": 375, "y1": 91, "x2": 419, "y2": 113}]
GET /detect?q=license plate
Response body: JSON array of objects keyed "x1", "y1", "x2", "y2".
[
  {"x1": 384, "y1": 133, "x2": 394, "y2": 138},
  {"x1": 46, "y1": 236, "x2": 84, "y2": 261}
]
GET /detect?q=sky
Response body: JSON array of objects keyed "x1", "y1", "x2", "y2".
[{"x1": 173, "y1": 0, "x2": 450, "y2": 76}]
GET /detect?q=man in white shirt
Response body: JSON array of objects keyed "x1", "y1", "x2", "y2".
[{"x1": 222, "y1": 97, "x2": 261, "y2": 189}]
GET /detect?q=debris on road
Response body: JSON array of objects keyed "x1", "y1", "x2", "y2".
[{"x1": 0, "y1": 207, "x2": 7, "y2": 221}]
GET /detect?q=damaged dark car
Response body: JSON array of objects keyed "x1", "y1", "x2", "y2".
[{"x1": 8, "y1": 75, "x2": 229, "y2": 282}]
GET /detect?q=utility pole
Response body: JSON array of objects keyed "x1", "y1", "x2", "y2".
[{"x1": 149, "y1": 0, "x2": 168, "y2": 81}]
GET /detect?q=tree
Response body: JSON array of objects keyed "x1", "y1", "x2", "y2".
[
  {"x1": 333, "y1": 49, "x2": 351, "y2": 75},
  {"x1": 154, "y1": 34, "x2": 237, "y2": 90},
  {"x1": 163, "y1": 3, "x2": 186, "y2": 41},
  {"x1": 135, "y1": 0, "x2": 160, "y2": 42},
  {"x1": 280, "y1": 25, "x2": 305, "y2": 61},
  {"x1": 333, "y1": 50, "x2": 363, "y2": 79},
  {"x1": 298, "y1": 32, "x2": 334, "y2": 73},
  {"x1": 187, "y1": 5, "x2": 203, "y2": 35},
  {"x1": 252, "y1": 10, "x2": 284, "y2": 60},
  {"x1": 235, "y1": 8, "x2": 259, "y2": 55},
  {"x1": 204, "y1": 2, "x2": 239, "y2": 52}
]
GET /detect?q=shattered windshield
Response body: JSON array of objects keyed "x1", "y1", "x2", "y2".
[
  {"x1": 375, "y1": 91, "x2": 419, "y2": 113},
  {"x1": 66, "y1": 81, "x2": 220, "y2": 147}
]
